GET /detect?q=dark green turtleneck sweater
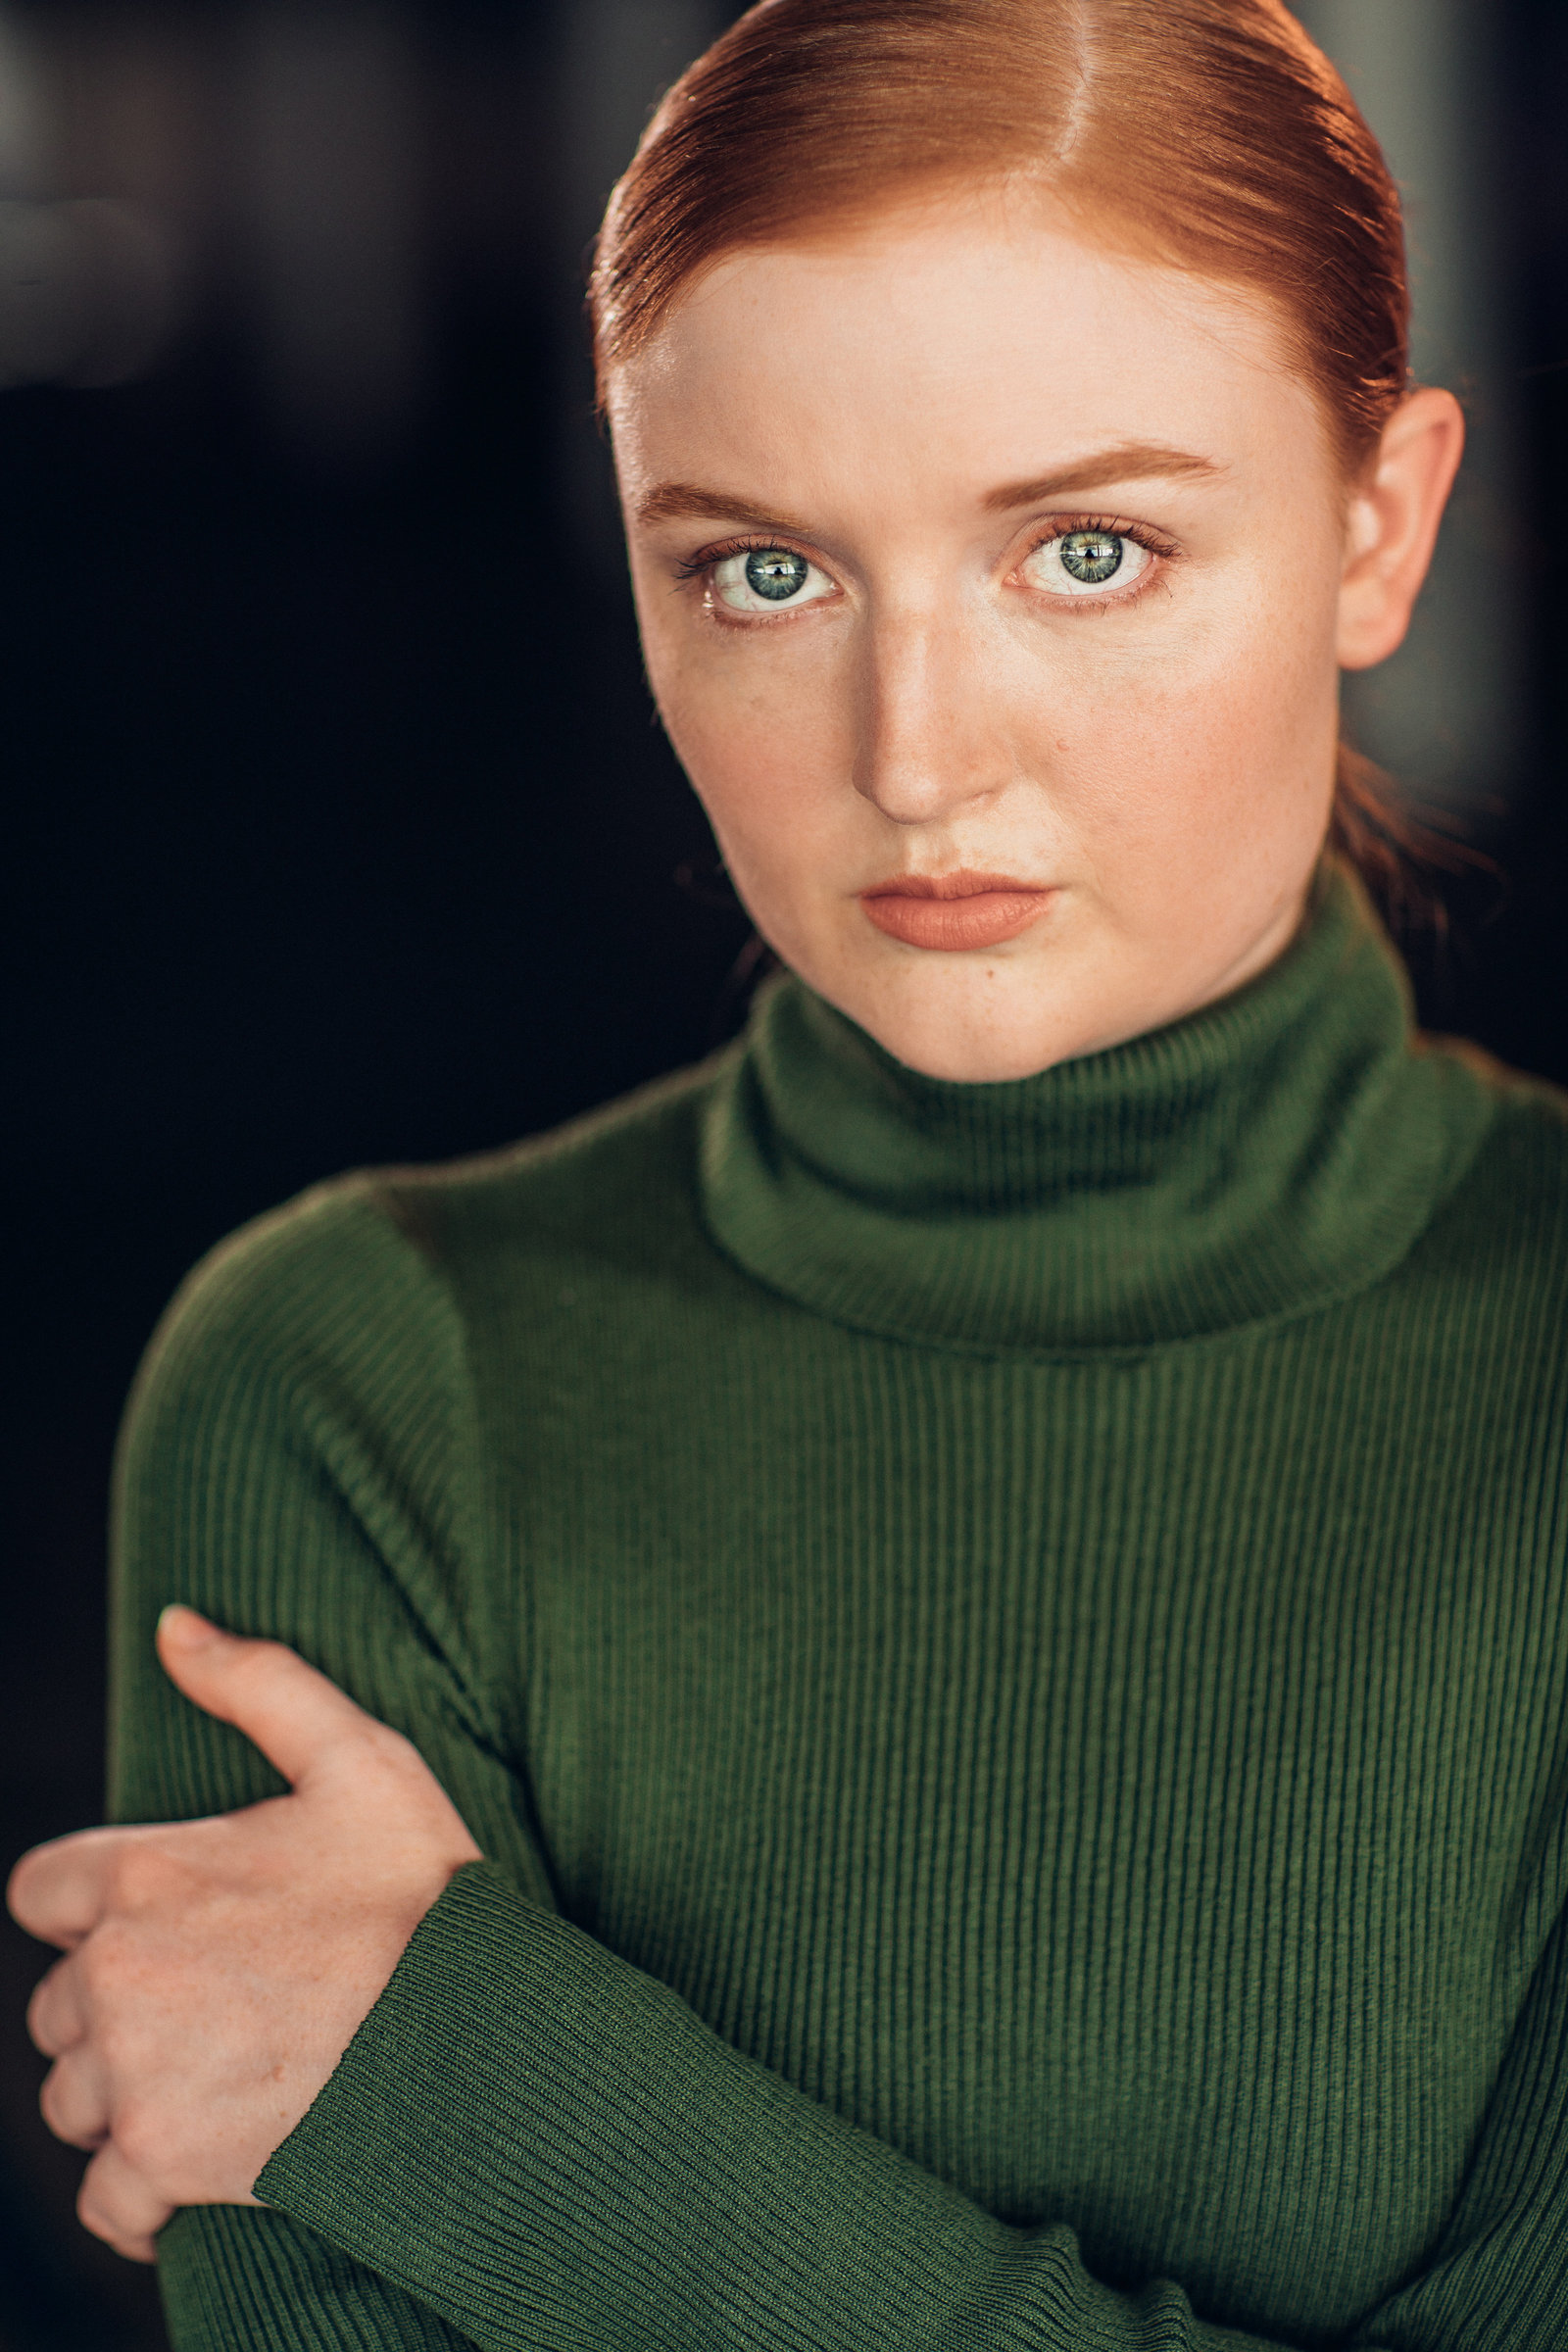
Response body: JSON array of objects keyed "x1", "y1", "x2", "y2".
[{"x1": 109, "y1": 866, "x2": 1568, "y2": 2352}]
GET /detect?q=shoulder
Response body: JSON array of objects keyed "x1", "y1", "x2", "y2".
[
  {"x1": 374, "y1": 1051, "x2": 727, "y2": 1285},
  {"x1": 1422, "y1": 1035, "x2": 1568, "y2": 1207},
  {"x1": 111, "y1": 1056, "x2": 731, "y2": 1808},
  {"x1": 123, "y1": 1172, "x2": 456, "y2": 1461},
  {"x1": 122, "y1": 1049, "x2": 729, "y2": 1459},
  {"x1": 1410, "y1": 1034, "x2": 1568, "y2": 1296},
  {"x1": 363, "y1": 1052, "x2": 743, "y2": 1357}
]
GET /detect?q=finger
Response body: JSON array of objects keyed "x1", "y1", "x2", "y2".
[
  {"x1": 26, "y1": 1952, "x2": 88, "y2": 2058},
  {"x1": 77, "y1": 2143, "x2": 172, "y2": 2265},
  {"x1": 39, "y1": 2049, "x2": 112, "y2": 2152},
  {"x1": 157, "y1": 1606, "x2": 383, "y2": 1788},
  {"x1": 8, "y1": 1828, "x2": 131, "y2": 1949}
]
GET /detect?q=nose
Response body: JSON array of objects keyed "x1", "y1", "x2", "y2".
[{"x1": 850, "y1": 598, "x2": 1013, "y2": 824}]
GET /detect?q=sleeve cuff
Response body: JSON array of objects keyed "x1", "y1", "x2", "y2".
[{"x1": 252, "y1": 1859, "x2": 1034, "y2": 2352}]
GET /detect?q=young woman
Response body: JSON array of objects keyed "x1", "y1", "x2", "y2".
[{"x1": 13, "y1": 3, "x2": 1568, "y2": 2346}]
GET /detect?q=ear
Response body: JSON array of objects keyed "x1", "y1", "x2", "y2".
[{"x1": 1337, "y1": 387, "x2": 1466, "y2": 672}]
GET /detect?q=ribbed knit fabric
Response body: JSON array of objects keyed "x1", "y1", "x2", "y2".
[{"x1": 108, "y1": 862, "x2": 1568, "y2": 2352}]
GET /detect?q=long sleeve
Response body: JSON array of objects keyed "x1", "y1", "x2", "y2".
[{"x1": 108, "y1": 1180, "x2": 561, "y2": 2352}]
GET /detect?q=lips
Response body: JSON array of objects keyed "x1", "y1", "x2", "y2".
[{"x1": 858, "y1": 871, "x2": 1055, "y2": 953}]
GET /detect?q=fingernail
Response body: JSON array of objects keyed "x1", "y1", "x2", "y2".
[{"x1": 158, "y1": 1603, "x2": 223, "y2": 1650}]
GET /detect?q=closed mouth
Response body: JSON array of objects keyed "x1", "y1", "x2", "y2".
[{"x1": 857, "y1": 872, "x2": 1057, "y2": 953}]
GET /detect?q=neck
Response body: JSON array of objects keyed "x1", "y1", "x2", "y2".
[{"x1": 699, "y1": 862, "x2": 1493, "y2": 1354}]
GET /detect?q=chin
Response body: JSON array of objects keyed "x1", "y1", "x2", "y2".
[
  {"x1": 825, "y1": 957, "x2": 1106, "y2": 1084},
  {"x1": 877, "y1": 1022, "x2": 1085, "y2": 1085}
]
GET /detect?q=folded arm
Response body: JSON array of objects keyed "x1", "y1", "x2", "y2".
[
  {"x1": 11, "y1": 1606, "x2": 484, "y2": 2259},
  {"x1": 24, "y1": 1601, "x2": 1568, "y2": 2350},
  {"x1": 19, "y1": 1187, "x2": 1568, "y2": 2350}
]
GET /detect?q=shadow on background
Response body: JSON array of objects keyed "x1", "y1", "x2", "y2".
[{"x1": 1, "y1": 2, "x2": 1565, "y2": 2344}]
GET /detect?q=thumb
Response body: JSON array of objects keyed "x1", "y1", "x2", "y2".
[{"x1": 156, "y1": 1606, "x2": 383, "y2": 1788}]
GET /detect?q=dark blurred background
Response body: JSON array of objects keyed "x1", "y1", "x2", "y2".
[{"x1": 0, "y1": 2, "x2": 1564, "y2": 2344}]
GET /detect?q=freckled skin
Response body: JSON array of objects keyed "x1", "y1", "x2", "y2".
[{"x1": 612, "y1": 196, "x2": 1463, "y2": 1081}]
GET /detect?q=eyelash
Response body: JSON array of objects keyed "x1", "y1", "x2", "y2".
[
  {"x1": 674, "y1": 514, "x2": 1179, "y2": 613},
  {"x1": 672, "y1": 536, "x2": 778, "y2": 585},
  {"x1": 1024, "y1": 513, "x2": 1178, "y2": 608}
]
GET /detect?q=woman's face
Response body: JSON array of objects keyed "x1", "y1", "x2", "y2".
[{"x1": 611, "y1": 196, "x2": 1455, "y2": 1080}]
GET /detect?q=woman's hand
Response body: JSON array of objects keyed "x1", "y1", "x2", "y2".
[{"x1": 6, "y1": 1608, "x2": 482, "y2": 2264}]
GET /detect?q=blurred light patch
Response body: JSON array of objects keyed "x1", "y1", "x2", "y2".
[
  {"x1": 1294, "y1": 0, "x2": 1523, "y2": 829},
  {"x1": 554, "y1": 0, "x2": 734, "y2": 575},
  {"x1": 235, "y1": 3, "x2": 426, "y2": 466},
  {"x1": 0, "y1": 4, "x2": 48, "y2": 191},
  {"x1": 0, "y1": 0, "x2": 434, "y2": 460},
  {"x1": 557, "y1": 0, "x2": 728, "y2": 255},
  {"x1": 0, "y1": 195, "x2": 175, "y2": 385},
  {"x1": 0, "y1": 5, "x2": 180, "y2": 386}
]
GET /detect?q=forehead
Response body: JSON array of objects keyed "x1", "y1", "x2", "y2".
[{"x1": 609, "y1": 201, "x2": 1328, "y2": 512}]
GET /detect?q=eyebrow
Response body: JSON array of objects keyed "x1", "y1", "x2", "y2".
[
  {"x1": 980, "y1": 444, "x2": 1225, "y2": 510},
  {"x1": 635, "y1": 483, "x2": 818, "y2": 533},
  {"x1": 635, "y1": 442, "x2": 1223, "y2": 534}
]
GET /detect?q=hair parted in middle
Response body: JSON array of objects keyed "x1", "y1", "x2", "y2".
[{"x1": 591, "y1": 0, "x2": 1409, "y2": 476}]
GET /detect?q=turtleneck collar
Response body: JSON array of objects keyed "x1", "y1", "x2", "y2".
[{"x1": 697, "y1": 862, "x2": 1494, "y2": 1355}]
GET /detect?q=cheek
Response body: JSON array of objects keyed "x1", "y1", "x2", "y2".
[
  {"x1": 641, "y1": 612, "x2": 850, "y2": 838},
  {"x1": 1031, "y1": 561, "x2": 1339, "y2": 847},
  {"x1": 638, "y1": 649, "x2": 840, "y2": 968}
]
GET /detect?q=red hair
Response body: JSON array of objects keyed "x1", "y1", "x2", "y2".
[{"x1": 591, "y1": 0, "x2": 1450, "y2": 906}]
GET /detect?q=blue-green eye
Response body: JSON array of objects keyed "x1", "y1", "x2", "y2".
[
  {"x1": 712, "y1": 547, "x2": 834, "y2": 613},
  {"x1": 747, "y1": 549, "x2": 808, "y2": 600},
  {"x1": 1061, "y1": 531, "x2": 1122, "y2": 583},
  {"x1": 1023, "y1": 529, "x2": 1152, "y2": 599}
]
